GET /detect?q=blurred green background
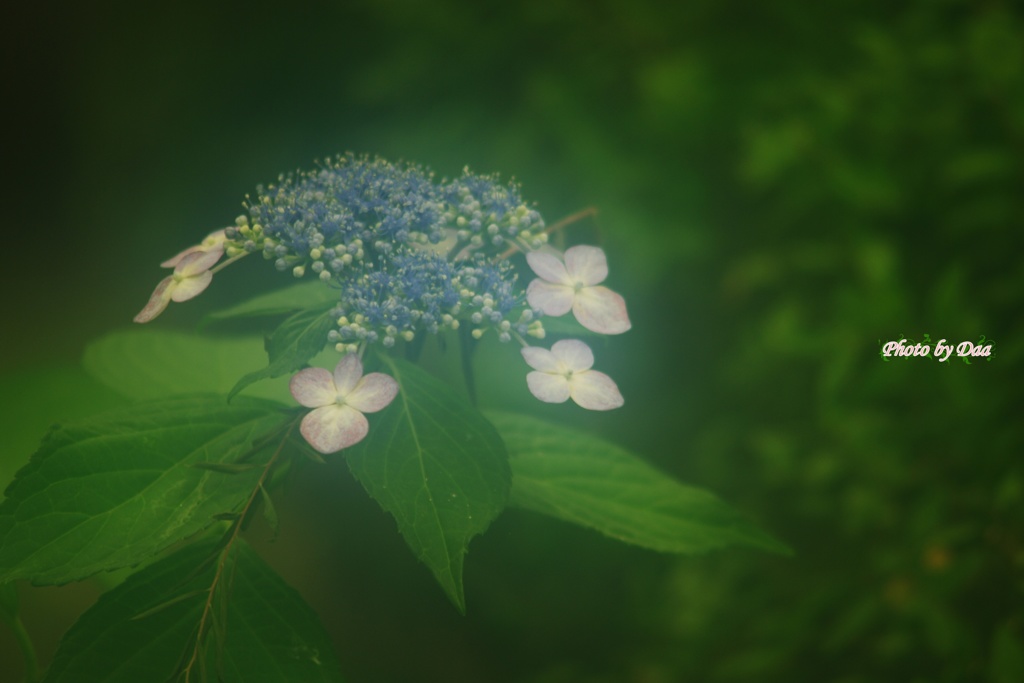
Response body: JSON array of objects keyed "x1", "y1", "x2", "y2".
[{"x1": 2, "y1": 0, "x2": 1022, "y2": 681}]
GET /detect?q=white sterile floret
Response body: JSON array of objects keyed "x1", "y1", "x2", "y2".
[
  {"x1": 521, "y1": 339, "x2": 624, "y2": 411},
  {"x1": 160, "y1": 229, "x2": 228, "y2": 268},
  {"x1": 525, "y1": 245, "x2": 631, "y2": 335},
  {"x1": 289, "y1": 354, "x2": 399, "y2": 454},
  {"x1": 133, "y1": 249, "x2": 222, "y2": 323}
]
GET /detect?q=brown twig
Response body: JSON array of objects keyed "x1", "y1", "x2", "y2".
[
  {"x1": 497, "y1": 206, "x2": 599, "y2": 260},
  {"x1": 181, "y1": 417, "x2": 298, "y2": 682}
]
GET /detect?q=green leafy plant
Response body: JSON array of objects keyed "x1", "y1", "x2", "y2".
[{"x1": 0, "y1": 154, "x2": 785, "y2": 682}]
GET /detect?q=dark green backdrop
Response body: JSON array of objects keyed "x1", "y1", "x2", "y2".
[{"x1": 3, "y1": 1, "x2": 1022, "y2": 681}]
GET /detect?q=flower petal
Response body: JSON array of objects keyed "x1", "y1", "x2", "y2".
[
  {"x1": 521, "y1": 345, "x2": 561, "y2": 372},
  {"x1": 201, "y1": 229, "x2": 228, "y2": 246},
  {"x1": 568, "y1": 370, "x2": 624, "y2": 411},
  {"x1": 564, "y1": 245, "x2": 608, "y2": 286},
  {"x1": 161, "y1": 246, "x2": 197, "y2": 269},
  {"x1": 572, "y1": 285, "x2": 631, "y2": 334},
  {"x1": 526, "y1": 372, "x2": 571, "y2": 404},
  {"x1": 175, "y1": 248, "x2": 223, "y2": 276},
  {"x1": 333, "y1": 353, "x2": 364, "y2": 395},
  {"x1": 300, "y1": 404, "x2": 369, "y2": 454},
  {"x1": 170, "y1": 271, "x2": 213, "y2": 302},
  {"x1": 346, "y1": 372, "x2": 399, "y2": 413},
  {"x1": 526, "y1": 279, "x2": 574, "y2": 317},
  {"x1": 550, "y1": 339, "x2": 595, "y2": 372},
  {"x1": 161, "y1": 230, "x2": 228, "y2": 268},
  {"x1": 526, "y1": 250, "x2": 570, "y2": 284},
  {"x1": 133, "y1": 276, "x2": 175, "y2": 323},
  {"x1": 289, "y1": 367, "x2": 338, "y2": 408}
]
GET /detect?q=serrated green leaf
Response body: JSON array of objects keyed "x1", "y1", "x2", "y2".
[
  {"x1": 0, "y1": 397, "x2": 291, "y2": 584},
  {"x1": 487, "y1": 411, "x2": 790, "y2": 555},
  {"x1": 228, "y1": 303, "x2": 337, "y2": 401},
  {"x1": 301, "y1": 449, "x2": 327, "y2": 465},
  {"x1": 0, "y1": 364, "x2": 126, "y2": 496},
  {"x1": 43, "y1": 540, "x2": 344, "y2": 683},
  {"x1": 345, "y1": 356, "x2": 510, "y2": 612},
  {"x1": 212, "y1": 512, "x2": 242, "y2": 521},
  {"x1": 190, "y1": 462, "x2": 263, "y2": 474},
  {"x1": 129, "y1": 588, "x2": 209, "y2": 621},
  {"x1": 83, "y1": 330, "x2": 293, "y2": 404},
  {"x1": 201, "y1": 280, "x2": 339, "y2": 327}
]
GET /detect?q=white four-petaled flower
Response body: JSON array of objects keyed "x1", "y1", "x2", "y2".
[
  {"x1": 289, "y1": 354, "x2": 399, "y2": 454},
  {"x1": 133, "y1": 249, "x2": 223, "y2": 323},
  {"x1": 521, "y1": 339, "x2": 624, "y2": 411},
  {"x1": 526, "y1": 245, "x2": 630, "y2": 335}
]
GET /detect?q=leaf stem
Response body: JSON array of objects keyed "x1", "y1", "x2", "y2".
[
  {"x1": 458, "y1": 325, "x2": 478, "y2": 407},
  {"x1": 497, "y1": 206, "x2": 598, "y2": 260},
  {"x1": 405, "y1": 332, "x2": 427, "y2": 363},
  {"x1": 9, "y1": 615, "x2": 40, "y2": 683},
  {"x1": 180, "y1": 416, "x2": 298, "y2": 682},
  {"x1": 209, "y1": 251, "x2": 249, "y2": 276}
]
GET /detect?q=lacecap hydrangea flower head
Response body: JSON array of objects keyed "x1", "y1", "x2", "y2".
[{"x1": 135, "y1": 153, "x2": 631, "y2": 453}]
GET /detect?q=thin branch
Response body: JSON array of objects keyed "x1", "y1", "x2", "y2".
[
  {"x1": 458, "y1": 325, "x2": 479, "y2": 407},
  {"x1": 180, "y1": 417, "x2": 298, "y2": 683},
  {"x1": 9, "y1": 614, "x2": 39, "y2": 683},
  {"x1": 497, "y1": 206, "x2": 599, "y2": 260}
]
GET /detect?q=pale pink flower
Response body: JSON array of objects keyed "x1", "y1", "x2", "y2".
[
  {"x1": 133, "y1": 249, "x2": 222, "y2": 323},
  {"x1": 160, "y1": 229, "x2": 228, "y2": 268},
  {"x1": 526, "y1": 245, "x2": 630, "y2": 335},
  {"x1": 289, "y1": 354, "x2": 399, "y2": 454},
  {"x1": 521, "y1": 339, "x2": 624, "y2": 411}
]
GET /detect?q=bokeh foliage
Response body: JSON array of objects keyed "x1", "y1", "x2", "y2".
[{"x1": 3, "y1": 0, "x2": 1022, "y2": 681}]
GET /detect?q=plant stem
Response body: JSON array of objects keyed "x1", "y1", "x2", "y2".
[
  {"x1": 405, "y1": 333, "x2": 427, "y2": 363},
  {"x1": 497, "y1": 206, "x2": 598, "y2": 260},
  {"x1": 458, "y1": 325, "x2": 478, "y2": 407},
  {"x1": 10, "y1": 615, "x2": 40, "y2": 683},
  {"x1": 180, "y1": 417, "x2": 297, "y2": 683},
  {"x1": 208, "y1": 251, "x2": 249, "y2": 275}
]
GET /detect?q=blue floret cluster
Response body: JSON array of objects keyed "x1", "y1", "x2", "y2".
[{"x1": 224, "y1": 153, "x2": 549, "y2": 349}]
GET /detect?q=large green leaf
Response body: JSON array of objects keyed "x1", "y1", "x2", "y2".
[
  {"x1": 44, "y1": 540, "x2": 344, "y2": 683},
  {"x1": 0, "y1": 397, "x2": 291, "y2": 584},
  {"x1": 201, "y1": 280, "x2": 339, "y2": 326},
  {"x1": 344, "y1": 356, "x2": 510, "y2": 612},
  {"x1": 83, "y1": 330, "x2": 292, "y2": 404},
  {"x1": 228, "y1": 302, "x2": 337, "y2": 400},
  {"x1": 0, "y1": 364, "x2": 126, "y2": 494},
  {"x1": 488, "y1": 412, "x2": 790, "y2": 555}
]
